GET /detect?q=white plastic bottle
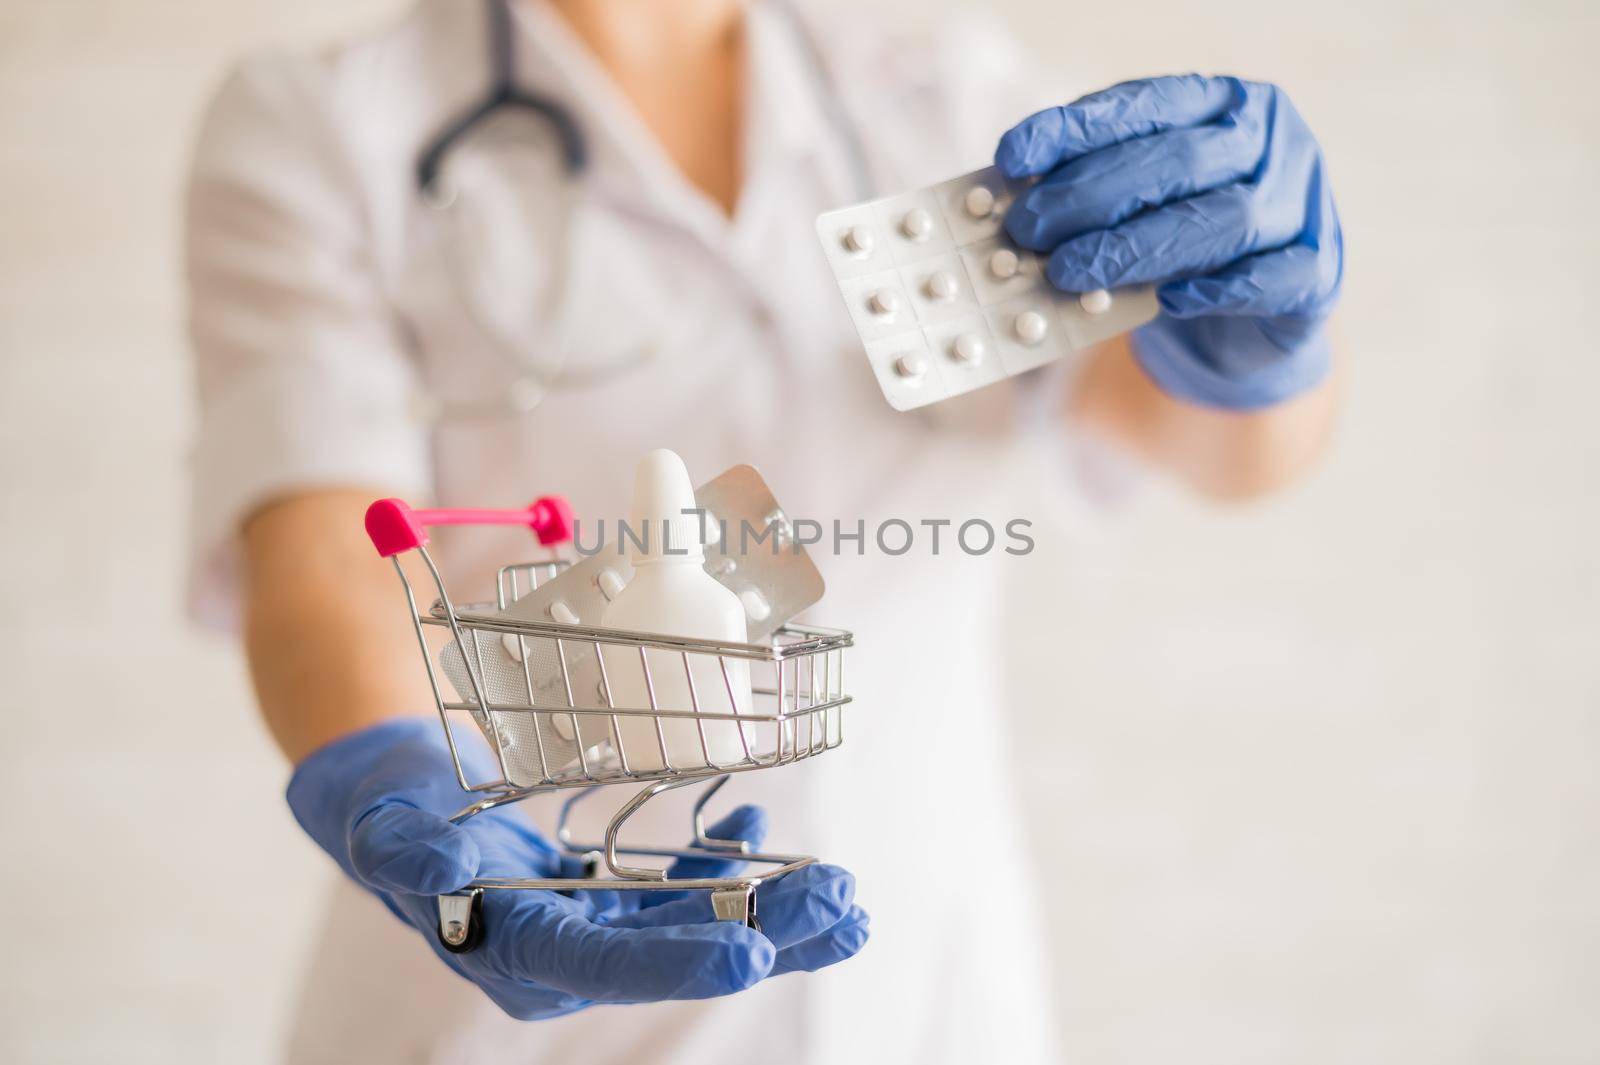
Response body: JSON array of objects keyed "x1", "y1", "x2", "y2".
[{"x1": 600, "y1": 450, "x2": 753, "y2": 770}]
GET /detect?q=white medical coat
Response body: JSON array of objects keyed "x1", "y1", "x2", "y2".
[{"x1": 186, "y1": 1, "x2": 1079, "y2": 1061}]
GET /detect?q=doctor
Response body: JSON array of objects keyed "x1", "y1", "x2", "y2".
[{"x1": 185, "y1": 0, "x2": 1341, "y2": 1061}]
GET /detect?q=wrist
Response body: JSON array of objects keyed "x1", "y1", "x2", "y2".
[
  {"x1": 290, "y1": 715, "x2": 441, "y2": 773},
  {"x1": 1131, "y1": 316, "x2": 1332, "y2": 412}
]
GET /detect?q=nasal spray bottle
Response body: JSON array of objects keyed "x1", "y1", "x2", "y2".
[{"x1": 600, "y1": 450, "x2": 753, "y2": 770}]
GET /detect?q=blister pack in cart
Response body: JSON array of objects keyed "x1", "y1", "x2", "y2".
[
  {"x1": 440, "y1": 465, "x2": 827, "y2": 786},
  {"x1": 815, "y1": 165, "x2": 1160, "y2": 411},
  {"x1": 365, "y1": 487, "x2": 852, "y2": 952}
]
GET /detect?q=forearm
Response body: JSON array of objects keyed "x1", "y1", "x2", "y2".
[
  {"x1": 1070, "y1": 333, "x2": 1340, "y2": 500},
  {"x1": 242, "y1": 489, "x2": 437, "y2": 763}
]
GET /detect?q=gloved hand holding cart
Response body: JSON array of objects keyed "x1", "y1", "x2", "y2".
[{"x1": 288, "y1": 463, "x2": 865, "y2": 1020}]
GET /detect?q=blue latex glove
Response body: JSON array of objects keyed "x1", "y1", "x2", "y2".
[
  {"x1": 997, "y1": 75, "x2": 1343, "y2": 411},
  {"x1": 287, "y1": 719, "x2": 868, "y2": 1020}
]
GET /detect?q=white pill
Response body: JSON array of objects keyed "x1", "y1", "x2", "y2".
[
  {"x1": 892, "y1": 353, "x2": 927, "y2": 379},
  {"x1": 596, "y1": 568, "x2": 626, "y2": 600},
  {"x1": 964, "y1": 185, "x2": 996, "y2": 218},
  {"x1": 739, "y1": 587, "x2": 772, "y2": 623},
  {"x1": 1014, "y1": 310, "x2": 1049, "y2": 345},
  {"x1": 901, "y1": 207, "x2": 934, "y2": 241},
  {"x1": 501, "y1": 634, "x2": 525, "y2": 661},
  {"x1": 989, "y1": 248, "x2": 1020, "y2": 279},
  {"x1": 952, "y1": 333, "x2": 987, "y2": 365},
  {"x1": 925, "y1": 271, "x2": 959, "y2": 302},
  {"x1": 548, "y1": 600, "x2": 579, "y2": 625},
  {"x1": 843, "y1": 225, "x2": 874, "y2": 255},
  {"x1": 1079, "y1": 289, "x2": 1113, "y2": 315},
  {"x1": 868, "y1": 288, "x2": 901, "y2": 316}
]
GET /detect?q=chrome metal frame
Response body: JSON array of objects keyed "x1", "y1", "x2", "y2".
[{"x1": 389, "y1": 547, "x2": 853, "y2": 949}]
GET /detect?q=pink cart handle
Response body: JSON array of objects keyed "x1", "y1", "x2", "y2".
[{"x1": 365, "y1": 496, "x2": 575, "y2": 557}]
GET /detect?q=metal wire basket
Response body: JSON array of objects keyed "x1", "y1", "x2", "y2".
[{"x1": 366, "y1": 496, "x2": 853, "y2": 951}]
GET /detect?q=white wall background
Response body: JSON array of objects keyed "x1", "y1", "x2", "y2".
[{"x1": 1, "y1": 0, "x2": 1595, "y2": 1062}]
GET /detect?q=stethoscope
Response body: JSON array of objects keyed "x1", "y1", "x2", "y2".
[{"x1": 411, "y1": 0, "x2": 873, "y2": 425}]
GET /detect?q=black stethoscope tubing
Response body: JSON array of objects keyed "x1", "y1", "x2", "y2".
[
  {"x1": 408, "y1": 0, "x2": 873, "y2": 423},
  {"x1": 416, "y1": 0, "x2": 871, "y2": 202}
]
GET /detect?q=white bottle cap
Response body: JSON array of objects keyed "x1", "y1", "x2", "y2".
[{"x1": 628, "y1": 449, "x2": 705, "y2": 566}]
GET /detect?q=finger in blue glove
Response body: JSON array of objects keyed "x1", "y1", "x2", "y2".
[{"x1": 995, "y1": 74, "x2": 1342, "y2": 410}]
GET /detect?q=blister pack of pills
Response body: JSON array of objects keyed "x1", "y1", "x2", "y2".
[
  {"x1": 440, "y1": 631, "x2": 599, "y2": 783},
  {"x1": 440, "y1": 465, "x2": 825, "y2": 786},
  {"x1": 815, "y1": 165, "x2": 1161, "y2": 411}
]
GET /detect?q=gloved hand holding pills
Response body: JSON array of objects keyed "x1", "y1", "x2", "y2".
[
  {"x1": 818, "y1": 74, "x2": 1340, "y2": 414},
  {"x1": 997, "y1": 74, "x2": 1342, "y2": 411}
]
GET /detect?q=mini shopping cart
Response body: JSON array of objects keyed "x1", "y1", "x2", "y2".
[{"x1": 366, "y1": 496, "x2": 853, "y2": 953}]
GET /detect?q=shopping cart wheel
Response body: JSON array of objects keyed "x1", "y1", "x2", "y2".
[
  {"x1": 437, "y1": 890, "x2": 485, "y2": 954},
  {"x1": 710, "y1": 885, "x2": 761, "y2": 933}
]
